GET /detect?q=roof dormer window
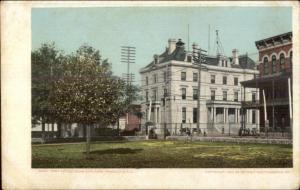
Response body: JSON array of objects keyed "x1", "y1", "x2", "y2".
[{"x1": 221, "y1": 59, "x2": 228, "y2": 67}]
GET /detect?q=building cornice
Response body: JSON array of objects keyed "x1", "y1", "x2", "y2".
[
  {"x1": 140, "y1": 61, "x2": 171, "y2": 74},
  {"x1": 205, "y1": 65, "x2": 259, "y2": 75},
  {"x1": 140, "y1": 60, "x2": 259, "y2": 75},
  {"x1": 257, "y1": 42, "x2": 292, "y2": 53},
  {"x1": 255, "y1": 32, "x2": 292, "y2": 50}
]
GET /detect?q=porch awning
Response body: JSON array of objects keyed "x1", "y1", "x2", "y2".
[{"x1": 240, "y1": 72, "x2": 292, "y2": 88}]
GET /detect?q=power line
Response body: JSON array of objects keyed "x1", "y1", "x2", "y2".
[
  {"x1": 121, "y1": 46, "x2": 136, "y2": 86},
  {"x1": 192, "y1": 44, "x2": 207, "y2": 132}
]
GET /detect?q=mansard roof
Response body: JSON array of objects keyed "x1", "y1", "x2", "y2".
[
  {"x1": 144, "y1": 46, "x2": 186, "y2": 68},
  {"x1": 203, "y1": 54, "x2": 256, "y2": 70},
  {"x1": 232, "y1": 55, "x2": 256, "y2": 70},
  {"x1": 143, "y1": 40, "x2": 256, "y2": 70}
]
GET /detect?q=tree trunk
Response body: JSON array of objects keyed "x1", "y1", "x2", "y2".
[
  {"x1": 41, "y1": 121, "x2": 45, "y2": 140},
  {"x1": 83, "y1": 125, "x2": 87, "y2": 138},
  {"x1": 86, "y1": 125, "x2": 91, "y2": 155},
  {"x1": 57, "y1": 123, "x2": 61, "y2": 138},
  {"x1": 117, "y1": 119, "x2": 120, "y2": 136}
]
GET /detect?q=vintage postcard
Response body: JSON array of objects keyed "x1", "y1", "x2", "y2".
[{"x1": 1, "y1": 1, "x2": 300, "y2": 189}]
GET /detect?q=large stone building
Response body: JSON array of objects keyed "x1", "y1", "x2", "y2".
[
  {"x1": 241, "y1": 32, "x2": 293, "y2": 137},
  {"x1": 140, "y1": 39, "x2": 259, "y2": 136}
]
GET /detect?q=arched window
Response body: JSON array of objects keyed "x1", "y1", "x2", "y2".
[
  {"x1": 279, "y1": 53, "x2": 285, "y2": 71},
  {"x1": 263, "y1": 57, "x2": 268, "y2": 75},
  {"x1": 272, "y1": 55, "x2": 276, "y2": 73}
]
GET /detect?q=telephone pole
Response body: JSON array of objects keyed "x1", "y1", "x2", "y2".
[
  {"x1": 121, "y1": 46, "x2": 136, "y2": 131},
  {"x1": 193, "y1": 43, "x2": 207, "y2": 135},
  {"x1": 121, "y1": 46, "x2": 136, "y2": 87},
  {"x1": 121, "y1": 46, "x2": 136, "y2": 103}
]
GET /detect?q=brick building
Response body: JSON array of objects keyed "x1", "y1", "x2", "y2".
[
  {"x1": 119, "y1": 103, "x2": 142, "y2": 132},
  {"x1": 241, "y1": 32, "x2": 293, "y2": 137}
]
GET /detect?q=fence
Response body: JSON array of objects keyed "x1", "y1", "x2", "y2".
[
  {"x1": 139, "y1": 122, "x2": 242, "y2": 137},
  {"x1": 259, "y1": 126, "x2": 292, "y2": 138},
  {"x1": 138, "y1": 122, "x2": 292, "y2": 139},
  {"x1": 32, "y1": 121, "x2": 292, "y2": 143}
]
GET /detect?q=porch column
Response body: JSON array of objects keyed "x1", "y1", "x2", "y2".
[
  {"x1": 213, "y1": 107, "x2": 216, "y2": 123},
  {"x1": 158, "y1": 107, "x2": 161, "y2": 133},
  {"x1": 237, "y1": 109, "x2": 240, "y2": 123},
  {"x1": 257, "y1": 109, "x2": 260, "y2": 132},
  {"x1": 154, "y1": 106, "x2": 158, "y2": 124},
  {"x1": 257, "y1": 109, "x2": 260, "y2": 125},
  {"x1": 207, "y1": 108, "x2": 210, "y2": 123},
  {"x1": 225, "y1": 108, "x2": 228, "y2": 123},
  {"x1": 209, "y1": 107, "x2": 214, "y2": 123},
  {"x1": 157, "y1": 107, "x2": 160, "y2": 124},
  {"x1": 249, "y1": 109, "x2": 252, "y2": 124},
  {"x1": 235, "y1": 108, "x2": 238, "y2": 123},
  {"x1": 162, "y1": 107, "x2": 165, "y2": 124},
  {"x1": 246, "y1": 110, "x2": 249, "y2": 124},
  {"x1": 223, "y1": 108, "x2": 226, "y2": 123},
  {"x1": 210, "y1": 108, "x2": 213, "y2": 123}
]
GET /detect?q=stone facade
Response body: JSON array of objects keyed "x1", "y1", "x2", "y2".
[{"x1": 140, "y1": 39, "x2": 259, "y2": 136}]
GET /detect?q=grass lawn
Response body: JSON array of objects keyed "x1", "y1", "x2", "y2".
[{"x1": 32, "y1": 140, "x2": 292, "y2": 168}]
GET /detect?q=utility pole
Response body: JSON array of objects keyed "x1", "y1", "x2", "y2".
[
  {"x1": 121, "y1": 46, "x2": 136, "y2": 131},
  {"x1": 121, "y1": 46, "x2": 136, "y2": 104},
  {"x1": 193, "y1": 43, "x2": 207, "y2": 135},
  {"x1": 164, "y1": 63, "x2": 169, "y2": 139},
  {"x1": 288, "y1": 77, "x2": 293, "y2": 137},
  {"x1": 167, "y1": 62, "x2": 173, "y2": 136},
  {"x1": 208, "y1": 24, "x2": 210, "y2": 55},
  {"x1": 262, "y1": 89, "x2": 268, "y2": 137},
  {"x1": 187, "y1": 24, "x2": 190, "y2": 52},
  {"x1": 49, "y1": 59, "x2": 54, "y2": 139},
  {"x1": 121, "y1": 46, "x2": 136, "y2": 86}
]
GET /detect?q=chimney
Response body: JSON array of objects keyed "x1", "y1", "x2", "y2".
[
  {"x1": 192, "y1": 43, "x2": 199, "y2": 51},
  {"x1": 176, "y1": 39, "x2": 185, "y2": 48},
  {"x1": 153, "y1": 54, "x2": 159, "y2": 64},
  {"x1": 232, "y1": 49, "x2": 239, "y2": 65},
  {"x1": 168, "y1": 38, "x2": 177, "y2": 54}
]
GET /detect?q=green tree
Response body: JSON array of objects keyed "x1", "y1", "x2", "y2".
[
  {"x1": 125, "y1": 84, "x2": 141, "y2": 104},
  {"x1": 117, "y1": 83, "x2": 142, "y2": 132},
  {"x1": 32, "y1": 42, "x2": 64, "y2": 138},
  {"x1": 49, "y1": 45, "x2": 126, "y2": 154}
]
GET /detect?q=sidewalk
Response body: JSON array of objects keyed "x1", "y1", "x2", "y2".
[{"x1": 166, "y1": 136, "x2": 292, "y2": 145}]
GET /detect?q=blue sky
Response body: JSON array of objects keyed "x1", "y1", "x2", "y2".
[{"x1": 32, "y1": 6, "x2": 292, "y2": 84}]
